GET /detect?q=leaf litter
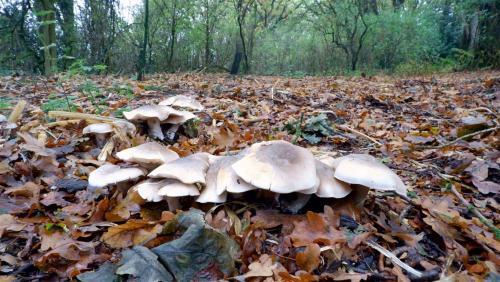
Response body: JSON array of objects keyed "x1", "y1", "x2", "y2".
[{"x1": 0, "y1": 72, "x2": 499, "y2": 281}]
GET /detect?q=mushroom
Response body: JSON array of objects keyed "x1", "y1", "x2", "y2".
[
  {"x1": 196, "y1": 156, "x2": 230, "y2": 203},
  {"x1": 231, "y1": 140, "x2": 317, "y2": 193},
  {"x1": 88, "y1": 163, "x2": 145, "y2": 189},
  {"x1": 0, "y1": 114, "x2": 6, "y2": 123},
  {"x1": 333, "y1": 154, "x2": 407, "y2": 196},
  {"x1": 135, "y1": 179, "x2": 165, "y2": 202},
  {"x1": 83, "y1": 123, "x2": 114, "y2": 147},
  {"x1": 123, "y1": 105, "x2": 195, "y2": 139},
  {"x1": 211, "y1": 154, "x2": 258, "y2": 195},
  {"x1": 116, "y1": 142, "x2": 179, "y2": 168},
  {"x1": 159, "y1": 95, "x2": 204, "y2": 111},
  {"x1": 157, "y1": 180, "x2": 200, "y2": 197},
  {"x1": 314, "y1": 160, "x2": 351, "y2": 198},
  {"x1": 148, "y1": 153, "x2": 209, "y2": 184}
]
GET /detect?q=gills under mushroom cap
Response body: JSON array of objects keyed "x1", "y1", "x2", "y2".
[
  {"x1": 116, "y1": 142, "x2": 179, "y2": 166},
  {"x1": 88, "y1": 163, "x2": 145, "y2": 188},
  {"x1": 231, "y1": 140, "x2": 317, "y2": 193},
  {"x1": 148, "y1": 153, "x2": 209, "y2": 184},
  {"x1": 333, "y1": 154, "x2": 407, "y2": 196}
]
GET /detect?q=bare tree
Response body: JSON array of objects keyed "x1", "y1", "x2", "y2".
[{"x1": 137, "y1": 0, "x2": 149, "y2": 80}]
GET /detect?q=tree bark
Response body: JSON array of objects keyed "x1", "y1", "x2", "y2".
[
  {"x1": 56, "y1": 0, "x2": 76, "y2": 69},
  {"x1": 137, "y1": 0, "x2": 149, "y2": 80},
  {"x1": 39, "y1": 0, "x2": 57, "y2": 75}
]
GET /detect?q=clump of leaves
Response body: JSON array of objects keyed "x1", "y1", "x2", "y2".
[
  {"x1": 110, "y1": 83, "x2": 134, "y2": 99},
  {"x1": 284, "y1": 114, "x2": 334, "y2": 144},
  {"x1": 0, "y1": 97, "x2": 11, "y2": 109},
  {"x1": 41, "y1": 94, "x2": 77, "y2": 112},
  {"x1": 113, "y1": 106, "x2": 131, "y2": 118},
  {"x1": 67, "y1": 59, "x2": 107, "y2": 77},
  {"x1": 80, "y1": 80, "x2": 105, "y2": 113}
]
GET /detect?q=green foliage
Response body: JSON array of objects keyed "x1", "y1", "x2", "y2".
[
  {"x1": 41, "y1": 94, "x2": 77, "y2": 112},
  {"x1": 285, "y1": 114, "x2": 334, "y2": 144},
  {"x1": 67, "y1": 60, "x2": 107, "y2": 77},
  {"x1": 113, "y1": 106, "x2": 131, "y2": 118},
  {"x1": 79, "y1": 80, "x2": 105, "y2": 113},
  {"x1": 110, "y1": 83, "x2": 134, "y2": 99},
  {"x1": 0, "y1": 97, "x2": 12, "y2": 109}
]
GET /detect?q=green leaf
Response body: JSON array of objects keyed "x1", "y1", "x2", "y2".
[{"x1": 116, "y1": 246, "x2": 173, "y2": 282}]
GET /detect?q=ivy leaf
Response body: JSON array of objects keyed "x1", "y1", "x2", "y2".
[{"x1": 116, "y1": 246, "x2": 173, "y2": 282}]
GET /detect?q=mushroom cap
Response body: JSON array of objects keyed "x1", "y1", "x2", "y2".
[
  {"x1": 231, "y1": 140, "x2": 317, "y2": 193},
  {"x1": 88, "y1": 163, "x2": 145, "y2": 188},
  {"x1": 333, "y1": 154, "x2": 407, "y2": 196},
  {"x1": 135, "y1": 179, "x2": 164, "y2": 202},
  {"x1": 159, "y1": 95, "x2": 204, "y2": 111},
  {"x1": 296, "y1": 176, "x2": 320, "y2": 194},
  {"x1": 0, "y1": 114, "x2": 6, "y2": 123},
  {"x1": 163, "y1": 109, "x2": 196, "y2": 124},
  {"x1": 315, "y1": 160, "x2": 352, "y2": 198},
  {"x1": 116, "y1": 142, "x2": 179, "y2": 166},
  {"x1": 317, "y1": 155, "x2": 341, "y2": 169},
  {"x1": 213, "y1": 155, "x2": 258, "y2": 195},
  {"x1": 113, "y1": 120, "x2": 137, "y2": 134},
  {"x1": 157, "y1": 179, "x2": 200, "y2": 197},
  {"x1": 83, "y1": 123, "x2": 114, "y2": 134},
  {"x1": 196, "y1": 156, "x2": 228, "y2": 203},
  {"x1": 123, "y1": 105, "x2": 175, "y2": 122},
  {"x1": 148, "y1": 153, "x2": 209, "y2": 184}
]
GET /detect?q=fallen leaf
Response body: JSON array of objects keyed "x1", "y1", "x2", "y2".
[
  {"x1": 116, "y1": 246, "x2": 173, "y2": 282},
  {"x1": 296, "y1": 243, "x2": 321, "y2": 273},
  {"x1": 101, "y1": 220, "x2": 162, "y2": 249}
]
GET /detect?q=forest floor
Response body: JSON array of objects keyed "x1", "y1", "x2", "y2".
[{"x1": 0, "y1": 71, "x2": 499, "y2": 281}]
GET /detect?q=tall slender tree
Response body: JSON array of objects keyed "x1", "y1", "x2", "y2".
[
  {"x1": 38, "y1": 0, "x2": 57, "y2": 75},
  {"x1": 138, "y1": 0, "x2": 149, "y2": 80}
]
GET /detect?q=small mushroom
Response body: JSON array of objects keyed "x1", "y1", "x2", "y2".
[
  {"x1": 157, "y1": 180, "x2": 200, "y2": 197},
  {"x1": 0, "y1": 114, "x2": 6, "y2": 123},
  {"x1": 148, "y1": 153, "x2": 209, "y2": 184},
  {"x1": 196, "y1": 156, "x2": 229, "y2": 203},
  {"x1": 123, "y1": 105, "x2": 195, "y2": 139},
  {"x1": 83, "y1": 123, "x2": 113, "y2": 147},
  {"x1": 135, "y1": 179, "x2": 165, "y2": 202},
  {"x1": 88, "y1": 163, "x2": 145, "y2": 189},
  {"x1": 159, "y1": 95, "x2": 204, "y2": 111},
  {"x1": 116, "y1": 142, "x2": 179, "y2": 168},
  {"x1": 231, "y1": 140, "x2": 317, "y2": 193},
  {"x1": 333, "y1": 154, "x2": 407, "y2": 196},
  {"x1": 314, "y1": 160, "x2": 351, "y2": 198}
]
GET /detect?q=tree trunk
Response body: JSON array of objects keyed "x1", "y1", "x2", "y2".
[
  {"x1": 167, "y1": 0, "x2": 177, "y2": 70},
  {"x1": 57, "y1": 0, "x2": 76, "y2": 69},
  {"x1": 230, "y1": 40, "x2": 243, "y2": 74},
  {"x1": 40, "y1": 0, "x2": 57, "y2": 76},
  {"x1": 137, "y1": 0, "x2": 149, "y2": 80}
]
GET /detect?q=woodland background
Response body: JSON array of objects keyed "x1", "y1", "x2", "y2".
[{"x1": 0, "y1": 0, "x2": 499, "y2": 78}]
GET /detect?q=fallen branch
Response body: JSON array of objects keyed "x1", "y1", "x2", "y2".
[
  {"x1": 8, "y1": 100, "x2": 27, "y2": 123},
  {"x1": 365, "y1": 239, "x2": 423, "y2": 278},
  {"x1": 48, "y1": 111, "x2": 123, "y2": 123},
  {"x1": 336, "y1": 124, "x2": 383, "y2": 146},
  {"x1": 417, "y1": 126, "x2": 498, "y2": 150},
  {"x1": 449, "y1": 184, "x2": 500, "y2": 240}
]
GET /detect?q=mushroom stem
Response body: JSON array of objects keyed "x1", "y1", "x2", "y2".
[
  {"x1": 95, "y1": 133, "x2": 108, "y2": 148},
  {"x1": 147, "y1": 118, "x2": 164, "y2": 139},
  {"x1": 166, "y1": 197, "x2": 181, "y2": 212}
]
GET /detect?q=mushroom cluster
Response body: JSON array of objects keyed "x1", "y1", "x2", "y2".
[
  {"x1": 88, "y1": 139, "x2": 407, "y2": 212},
  {"x1": 123, "y1": 95, "x2": 202, "y2": 140}
]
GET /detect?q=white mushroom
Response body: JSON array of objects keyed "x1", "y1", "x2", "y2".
[
  {"x1": 135, "y1": 179, "x2": 165, "y2": 202},
  {"x1": 123, "y1": 105, "x2": 195, "y2": 139},
  {"x1": 157, "y1": 180, "x2": 200, "y2": 197},
  {"x1": 159, "y1": 95, "x2": 204, "y2": 111},
  {"x1": 83, "y1": 123, "x2": 114, "y2": 147},
  {"x1": 116, "y1": 142, "x2": 179, "y2": 168},
  {"x1": 217, "y1": 165, "x2": 258, "y2": 194},
  {"x1": 88, "y1": 163, "x2": 145, "y2": 188},
  {"x1": 148, "y1": 153, "x2": 209, "y2": 184},
  {"x1": 0, "y1": 114, "x2": 6, "y2": 123},
  {"x1": 231, "y1": 140, "x2": 317, "y2": 193},
  {"x1": 314, "y1": 160, "x2": 351, "y2": 198},
  {"x1": 196, "y1": 156, "x2": 229, "y2": 203},
  {"x1": 333, "y1": 154, "x2": 407, "y2": 196}
]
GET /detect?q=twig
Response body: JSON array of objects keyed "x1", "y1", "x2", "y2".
[
  {"x1": 449, "y1": 184, "x2": 500, "y2": 240},
  {"x1": 417, "y1": 126, "x2": 498, "y2": 150},
  {"x1": 336, "y1": 124, "x2": 383, "y2": 146},
  {"x1": 7, "y1": 100, "x2": 27, "y2": 123},
  {"x1": 48, "y1": 111, "x2": 122, "y2": 123},
  {"x1": 365, "y1": 240, "x2": 423, "y2": 278}
]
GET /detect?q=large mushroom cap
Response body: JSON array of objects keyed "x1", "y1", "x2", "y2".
[
  {"x1": 116, "y1": 142, "x2": 179, "y2": 166},
  {"x1": 159, "y1": 95, "x2": 204, "y2": 111},
  {"x1": 333, "y1": 154, "x2": 407, "y2": 196},
  {"x1": 148, "y1": 153, "x2": 209, "y2": 184},
  {"x1": 231, "y1": 140, "x2": 317, "y2": 193},
  {"x1": 88, "y1": 163, "x2": 145, "y2": 188},
  {"x1": 83, "y1": 123, "x2": 114, "y2": 134},
  {"x1": 123, "y1": 105, "x2": 174, "y2": 121},
  {"x1": 213, "y1": 155, "x2": 257, "y2": 195},
  {"x1": 157, "y1": 179, "x2": 200, "y2": 197},
  {"x1": 163, "y1": 109, "x2": 196, "y2": 124},
  {"x1": 315, "y1": 160, "x2": 352, "y2": 198}
]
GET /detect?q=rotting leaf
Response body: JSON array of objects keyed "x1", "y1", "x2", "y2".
[
  {"x1": 101, "y1": 220, "x2": 162, "y2": 249},
  {"x1": 77, "y1": 262, "x2": 118, "y2": 282},
  {"x1": 116, "y1": 246, "x2": 173, "y2": 282},
  {"x1": 296, "y1": 243, "x2": 321, "y2": 273}
]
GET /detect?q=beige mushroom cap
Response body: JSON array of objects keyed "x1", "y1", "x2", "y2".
[
  {"x1": 83, "y1": 123, "x2": 114, "y2": 134},
  {"x1": 333, "y1": 154, "x2": 407, "y2": 196},
  {"x1": 88, "y1": 163, "x2": 145, "y2": 188},
  {"x1": 157, "y1": 179, "x2": 200, "y2": 197},
  {"x1": 116, "y1": 142, "x2": 179, "y2": 166},
  {"x1": 231, "y1": 140, "x2": 317, "y2": 193},
  {"x1": 315, "y1": 160, "x2": 352, "y2": 198},
  {"x1": 0, "y1": 114, "x2": 6, "y2": 123},
  {"x1": 296, "y1": 177, "x2": 320, "y2": 194},
  {"x1": 159, "y1": 95, "x2": 204, "y2": 111},
  {"x1": 148, "y1": 153, "x2": 209, "y2": 184},
  {"x1": 135, "y1": 179, "x2": 165, "y2": 202},
  {"x1": 196, "y1": 156, "x2": 229, "y2": 203},
  {"x1": 163, "y1": 109, "x2": 196, "y2": 124},
  {"x1": 123, "y1": 105, "x2": 174, "y2": 121},
  {"x1": 213, "y1": 155, "x2": 258, "y2": 195}
]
